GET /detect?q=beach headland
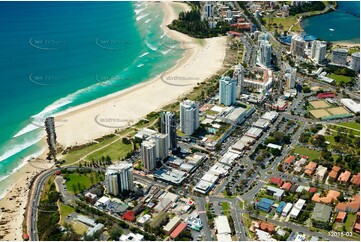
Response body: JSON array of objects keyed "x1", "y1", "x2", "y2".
[{"x1": 0, "y1": 1, "x2": 227, "y2": 240}]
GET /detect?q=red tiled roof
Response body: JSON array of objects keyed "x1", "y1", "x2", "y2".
[
  {"x1": 270, "y1": 177, "x2": 283, "y2": 187},
  {"x1": 352, "y1": 173, "x2": 360, "y2": 186},
  {"x1": 309, "y1": 187, "x2": 317, "y2": 193},
  {"x1": 317, "y1": 92, "x2": 336, "y2": 99},
  {"x1": 284, "y1": 156, "x2": 296, "y2": 164},
  {"x1": 170, "y1": 222, "x2": 187, "y2": 239},
  {"x1": 122, "y1": 211, "x2": 136, "y2": 222},
  {"x1": 336, "y1": 212, "x2": 347, "y2": 221},
  {"x1": 338, "y1": 171, "x2": 351, "y2": 183},
  {"x1": 259, "y1": 221, "x2": 275, "y2": 233},
  {"x1": 281, "y1": 182, "x2": 292, "y2": 191}
]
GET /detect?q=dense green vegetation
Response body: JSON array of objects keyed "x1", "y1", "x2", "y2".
[
  {"x1": 289, "y1": 1, "x2": 325, "y2": 15},
  {"x1": 168, "y1": 8, "x2": 230, "y2": 38},
  {"x1": 37, "y1": 177, "x2": 80, "y2": 241},
  {"x1": 63, "y1": 169, "x2": 104, "y2": 194}
]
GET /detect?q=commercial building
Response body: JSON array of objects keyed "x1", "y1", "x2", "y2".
[
  {"x1": 253, "y1": 118, "x2": 270, "y2": 130},
  {"x1": 105, "y1": 162, "x2": 134, "y2": 196},
  {"x1": 180, "y1": 100, "x2": 199, "y2": 135},
  {"x1": 161, "y1": 111, "x2": 177, "y2": 149},
  {"x1": 332, "y1": 48, "x2": 348, "y2": 65},
  {"x1": 170, "y1": 222, "x2": 187, "y2": 239},
  {"x1": 311, "y1": 40, "x2": 327, "y2": 64},
  {"x1": 185, "y1": 216, "x2": 203, "y2": 231},
  {"x1": 241, "y1": 67, "x2": 273, "y2": 91},
  {"x1": 261, "y1": 111, "x2": 279, "y2": 123},
  {"x1": 290, "y1": 199, "x2": 306, "y2": 218},
  {"x1": 245, "y1": 127, "x2": 263, "y2": 139},
  {"x1": 311, "y1": 204, "x2": 332, "y2": 223},
  {"x1": 351, "y1": 52, "x2": 360, "y2": 73},
  {"x1": 154, "y1": 168, "x2": 186, "y2": 185},
  {"x1": 163, "y1": 216, "x2": 181, "y2": 235},
  {"x1": 291, "y1": 34, "x2": 306, "y2": 57},
  {"x1": 214, "y1": 216, "x2": 231, "y2": 235},
  {"x1": 340, "y1": 98, "x2": 360, "y2": 113},
  {"x1": 141, "y1": 140, "x2": 157, "y2": 171},
  {"x1": 219, "y1": 76, "x2": 237, "y2": 106}
]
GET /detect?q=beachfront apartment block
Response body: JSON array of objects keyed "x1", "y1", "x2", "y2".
[
  {"x1": 141, "y1": 140, "x2": 157, "y2": 171},
  {"x1": 311, "y1": 40, "x2": 327, "y2": 64},
  {"x1": 219, "y1": 76, "x2": 237, "y2": 106},
  {"x1": 180, "y1": 100, "x2": 199, "y2": 136},
  {"x1": 332, "y1": 48, "x2": 348, "y2": 65},
  {"x1": 161, "y1": 111, "x2": 177, "y2": 150},
  {"x1": 291, "y1": 34, "x2": 306, "y2": 57},
  {"x1": 105, "y1": 162, "x2": 134, "y2": 196}
]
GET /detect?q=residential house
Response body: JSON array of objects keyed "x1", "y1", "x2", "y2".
[
  {"x1": 353, "y1": 212, "x2": 360, "y2": 234},
  {"x1": 304, "y1": 162, "x2": 317, "y2": 176},
  {"x1": 335, "y1": 212, "x2": 347, "y2": 223},
  {"x1": 293, "y1": 156, "x2": 308, "y2": 173},
  {"x1": 281, "y1": 182, "x2": 292, "y2": 191},
  {"x1": 266, "y1": 186, "x2": 285, "y2": 201},
  {"x1": 335, "y1": 195, "x2": 360, "y2": 213},
  {"x1": 314, "y1": 165, "x2": 328, "y2": 181},
  {"x1": 338, "y1": 171, "x2": 351, "y2": 183},
  {"x1": 311, "y1": 190, "x2": 340, "y2": 204},
  {"x1": 282, "y1": 155, "x2": 296, "y2": 171},
  {"x1": 270, "y1": 177, "x2": 283, "y2": 187},
  {"x1": 328, "y1": 166, "x2": 341, "y2": 181},
  {"x1": 351, "y1": 173, "x2": 360, "y2": 187}
]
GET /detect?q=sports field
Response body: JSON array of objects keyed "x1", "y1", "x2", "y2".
[
  {"x1": 310, "y1": 100, "x2": 329, "y2": 109},
  {"x1": 310, "y1": 109, "x2": 330, "y2": 119},
  {"x1": 327, "y1": 107, "x2": 349, "y2": 115}
]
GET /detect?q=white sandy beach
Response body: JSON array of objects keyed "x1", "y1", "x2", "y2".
[
  {"x1": 54, "y1": 1, "x2": 227, "y2": 147},
  {"x1": 0, "y1": 1, "x2": 227, "y2": 240}
]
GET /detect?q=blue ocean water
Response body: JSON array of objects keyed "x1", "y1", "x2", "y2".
[
  {"x1": 301, "y1": 1, "x2": 360, "y2": 43},
  {"x1": 0, "y1": 1, "x2": 183, "y2": 190}
]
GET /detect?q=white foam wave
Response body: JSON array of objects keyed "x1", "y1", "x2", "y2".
[
  {"x1": 145, "y1": 18, "x2": 152, "y2": 24},
  {"x1": 136, "y1": 13, "x2": 150, "y2": 21},
  {"x1": 137, "y1": 63, "x2": 144, "y2": 68},
  {"x1": 134, "y1": 7, "x2": 146, "y2": 15},
  {"x1": 0, "y1": 132, "x2": 45, "y2": 163},
  {"x1": 145, "y1": 39, "x2": 158, "y2": 51},
  {"x1": 139, "y1": 52, "x2": 149, "y2": 58},
  {"x1": 160, "y1": 48, "x2": 172, "y2": 55}
]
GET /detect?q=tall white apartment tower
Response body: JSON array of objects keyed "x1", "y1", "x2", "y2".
[
  {"x1": 233, "y1": 64, "x2": 244, "y2": 98},
  {"x1": 153, "y1": 133, "x2": 169, "y2": 160},
  {"x1": 105, "y1": 162, "x2": 134, "y2": 196},
  {"x1": 285, "y1": 68, "x2": 297, "y2": 89},
  {"x1": 258, "y1": 40, "x2": 272, "y2": 67},
  {"x1": 219, "y1": 76, "x2": 237, "y2": 106},
  {"x1": 180, "y1": 100, "x2": 199, "y2": 136},
  {"x1": 205, "y1": 2, "x2": 212, "y2": 18},
  {"x1": 311, "y1": 40, "x2": 327, "y2": 64},
  {"x1": 141, "y1": 140, "x2": 157, "y2": 171}
]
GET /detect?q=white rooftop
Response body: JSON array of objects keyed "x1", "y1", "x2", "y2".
[{"x1": 214, "y1": 216, "x2": 231, "y2": 235}]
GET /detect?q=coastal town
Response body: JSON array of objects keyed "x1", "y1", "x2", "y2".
[{"x1": 0, "y1": 1, "x2": 360, "y2": 242}]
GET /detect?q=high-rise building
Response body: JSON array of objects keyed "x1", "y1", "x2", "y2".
[
  {"x1": 285, "y1": 68, "x2": 297, "y2": 89},
  {"x1": 219, "y1": 76, "x2": 237, "y2": 106},
  {"x1": 45, "y1": 117, "x2": 57, "y2": 159},
  {"x1": 258, "y1": 40, "x2": 272, "y2": 67},
  {"x1": 141, "y1": 140, "x2": 157, "y2": 171},
  {"x1": 351, "y1": 52, "x2": 360, "y2": 73},
  {"x1": 258, "y1": 33, "x2": 269, "y2": 46},
  {"x1": 332, "y1": 48, "x2": 348, "y2": 65},
  {"x1": 105, "y1": 162, "x2": 134, "y2": 196},
  {"x1": 180, "y1": 100, "x2": 199, "y2": 136},
  {"x1": 152, "y1": 133, "x2": 169, "y2": 160},
  {"x1": 311, "y1": 40, "x2": 327, "y2": 64},
  {"x1": 290, "y1": 35, "x2": 306, "y2": 57},
  {"x1": 233, "y1": 64, "x2": 244, "y2": 98},
  {"x1": 161, "y1": 112, "x2": 177, "y2": 149}
]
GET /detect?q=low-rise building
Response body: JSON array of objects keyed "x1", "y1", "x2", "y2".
[
  {"x1": 281, "y1": 182, "x2": 292, "y2": 191},
  {"x1": 335, "y1": 195, "x2": 360, "y2": 213},
  {"x1": 245, "y1": 127, "x2": 263, "y2": 139},
  {"x1": 185, "y1": 215, "x2": 203, "y2": 231},
  {"x1": 282, "y1": 203, "x2": 293, "y2": 217},
  {"x1": 119, "y1": 233, "x2": 144, "y2": 241},
  {"x1": 137, "y1": 214, "x2": 152, "y2": 226},
  {"x1": 253, "y1": 118, "x2": 271, "y2": 130},
  {"x1": 340, "y1": 98, "x2": 360, "y2": 114},
  {"x1": 328, "y1": 166, "x2": 341, "y2": 181},
  {"x1": 269, "y1": 177, "x2": 283, "y2": 187},
  {"x1": 336, "y1": 212, "x2": 347, "y2": 223},
  {"x1": 304, "y1": 162, "x2": 317, "y2": 176},
  {"x1": 214, "y1": 216, "x2": 231, "y2": 235},
  {"x1": 311, "y1": 190, "x2": 340, "y2": 204},
  {"x1": 261, "y1": 111, "x2": 279, "y2": 123},
  {"x1": 351, "y1": 173, "x2": 360, "y2": 186},
  {"x1": 290, "y1": 199, "x2": 306, "y2": 218},
  {"x1": 266, "y1": 186, "x2": 285, "y2": 201},
  {"x1": 338, "y1": 171, "x2": 351, "y2": 183},
  {"x1": 170, "y1": 222, "x2": 188, "y2": 239},
  {"x1": 314, "y1": 165, "x2": 328, "y2": 181},
  {"x1": 163, "y1": 216, "x2": 181, "y2": 235},
  {"x1": 282, "y1": 155, "x2": 296, "y2": 171},
  {"x1": 256, "y1": 198, "x2": 274, "y2": 212}
]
